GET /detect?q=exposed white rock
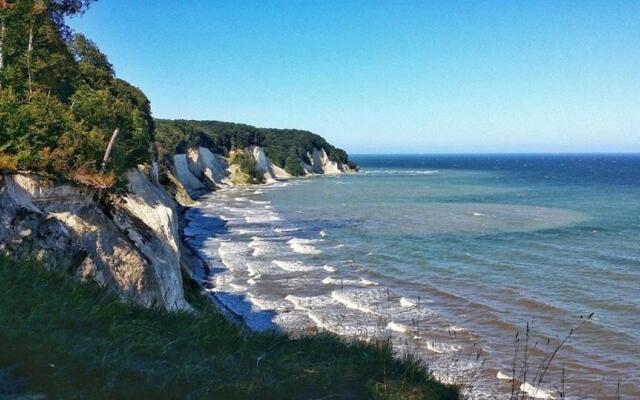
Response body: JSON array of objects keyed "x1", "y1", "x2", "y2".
[
  {"x1": 188, "y1": 147, "x2": 232, "y2": 188},
  {"x1": 319, "y1": 148, "x2": 342, "y2": 174},
  {"x1": 251, "y1": 146, "x2": 278, "y2": 183},
  {"x1": 173, "y1": 154, "x2": 206, "y2": 195},
  {"x1": 118, "y1": 167, "x2": 189, "y2": 310},
  {"x1": 0, "y1": 173, "x2": 190, "y2": 311},
  {"x1": 269, "y1": 162, "x2": 291, "y2": 179}
]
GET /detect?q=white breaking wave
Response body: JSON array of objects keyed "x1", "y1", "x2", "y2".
[
  {"x1": 273, "y1": 260, "x2": 316, "y2": 272},
  {"x1": 386, "y1": 321, "x2": 409, "y2": 333},
  {"x1": 319, "y1": 229, "x2": 328, "y2": 237},
  {"x1": 245, "y1": 214, "x2": 281, "y2": 224},
  {"x1": 520, "y1": 382, "x2": 555, "y2": 399},
  {"x1": 249, "y1": 199, "x2": 271, "y2": 205},
  {"x1": 425, "y1": 341, "x2": 462, "y2": 354},
  {"x1": 323, "y1": 265, "x2": 337, "y2": 272},
  {"x1": 288, "y1": 238, "x2": 321, "y2": 255},
  {"x1": 321, "y1": 276, "x2": 379, "y2": 286},
  {"x1": 274, "y1": 227, "x2": 300, "y2": 233},
  {"x1": 331, "y1": 291, "x2": 377, "y2": 314},
  {"x1": 400, "y1": 297, "x2": 417, "y2": 307}
]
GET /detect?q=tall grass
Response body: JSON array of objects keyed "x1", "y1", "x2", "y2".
[{"x1": 0, "y1": 257, "x2": 457, "y2": 399}]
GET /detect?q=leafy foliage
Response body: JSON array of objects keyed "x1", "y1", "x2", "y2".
[
  {"x1": 155, "y1": 119, "x2": 353, "y2": 176},
  {"x1": 0, "y1": 1, "x2": 152, "y2": 184},
  {"x1": 229, "y1": 150, "x2": 263, "y2": 184}
]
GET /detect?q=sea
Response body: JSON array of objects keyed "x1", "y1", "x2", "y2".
[{"x1": 184, "y1": 154, "x2": 640, "y2": 399}]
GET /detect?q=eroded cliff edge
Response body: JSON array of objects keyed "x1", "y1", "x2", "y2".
[{"x1": 0, "y1": 141, "x2": 354, "y2": 312}]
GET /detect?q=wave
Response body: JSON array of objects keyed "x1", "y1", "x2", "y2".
[
  {"x1": 273, "y1": 260, "x2": 316, "y2": 272},
  {"x1": 288, "y1": 238, "x2": 322, "y2": 255},
  {"x1": 331, "y1": 291, "x2": 378, "y2": 314},
  {"x1": 386, "y1": 321, "x2": 410, "y2": 333},
  {"x1": 245, "y1": 214, "x2": 281, "y2": 223},
  {"x1": 249, "y1": 199, "x2": 271, "y2": 205},
  {"x1": 323, "y1": 265, "x2": 337, "y2": 273},
  {"x1": 274, "y1": 227, "x2": 300, "y2": 233},
  {"x1": 425, "y1": 341, "x2": 462, "y2": 354},
  {"x1": 399, "y1": 297, "x2": 417, "y2": 307},
  {"x1": 362, "y1": 169, "x2": 439, "y2": 176},
  {"x1": 321, "y1": 276, "x2": 379, "y2": 287}
]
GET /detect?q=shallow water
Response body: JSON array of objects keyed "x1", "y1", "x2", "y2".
[{"x1": 185, "y1": 154, "x2": 640, "y2": 399}]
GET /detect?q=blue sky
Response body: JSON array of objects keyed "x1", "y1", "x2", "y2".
[{"x1": 69, "y1": 1, "x2": 640, "y2": 154}]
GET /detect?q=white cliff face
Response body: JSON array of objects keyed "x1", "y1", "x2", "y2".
[
  {"x1": 251, "y1": 146, "x2": 275, "y2": 183},
  {"x1": 170, "y1": 145, "x2": 351, "y2": 193},
  {"x1": 173, "y1": 154, "x2": 206, "y2": 195},
  {"x1": 0, "y1": 172, "x2": 190, "y2": 311},
  {"x1": 118, "y1": 167, "x2": 189, "y2": 310},
  {"x1": 269, "y1": 162, "x2": 291, "y2": 179},
  {"x1": 319, "y1": 148, "x2": 342, "y2": 174},
  {"x1": 303, "y1": 147, "x2": 345, "y2": 175},
  {"x1": 188, "y1": 147, "x2": 232, "y2": 188}
]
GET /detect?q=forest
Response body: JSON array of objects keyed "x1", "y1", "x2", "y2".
[
  {"x1": 155, "y1": 119, "x2": 355, "y2": 176},
  {"x1": 0, "y1": 0, "x2": 153, "y2": 187}
]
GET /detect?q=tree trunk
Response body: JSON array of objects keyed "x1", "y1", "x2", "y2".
[
  {"x1": 0, "y1": 18, "x2": 5, "y2": 70},
  {"x1": 27, "y1": 20, "x2": 33, "y2": 93}
]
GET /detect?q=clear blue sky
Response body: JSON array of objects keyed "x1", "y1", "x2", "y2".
[{"x1": 69, "y1": 1, "x2": 640, "y2": 154}]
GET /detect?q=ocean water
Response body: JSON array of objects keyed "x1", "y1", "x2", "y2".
[{"x1": 185, "y1": 154, "x2": 640, "y2": 399}]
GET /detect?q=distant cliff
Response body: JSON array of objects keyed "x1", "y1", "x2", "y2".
[{"x1": 155, "y1": 119, "x2": 357, "y2": 202}]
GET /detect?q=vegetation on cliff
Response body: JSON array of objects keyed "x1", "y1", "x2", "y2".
[
  {"x1": 0, "y1": 0, "x2": 153, "y2": 184},
  {"x1": 0, "y1": 258, "x2": 458, "y2": 399},
  {"x1": 155, "y1": 119, "x2": 356, "y2": 176}
]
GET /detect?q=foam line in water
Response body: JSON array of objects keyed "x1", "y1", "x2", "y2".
[
  {"x1": 520, "y1": 382, "x2": 555, "y2": 399},
  {"x1": 288, "y1": 238, "x2": 322, "y2": 255},
  {"x1": 273, "y1": 260, "x2": 316, "y2": 272},
  {"x1": 386, "y1": 321, "x2": 409, "y2": 333},
  {"x1": 331, "y1": 291, "x2": 377, "y2": 314},
  {"x1": 400, "y1": 297, "x2": 417, "y2": 307}
]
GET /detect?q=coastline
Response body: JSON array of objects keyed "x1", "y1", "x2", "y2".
[{"x1": 179, "y1": 177, "x2": 491, "y2": 396}]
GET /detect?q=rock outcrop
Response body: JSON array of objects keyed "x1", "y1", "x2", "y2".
[
  {"x1": 0, "y1": 170, "x2": 190, "y2": 311},
  {"x1": 0, "y1": 142, "x2": 353, "y2": 313},
  {"x1": 168, "y1": 145, "x2": 352, "y2": 201}
]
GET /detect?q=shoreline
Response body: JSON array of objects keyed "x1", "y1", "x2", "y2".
[{"x1": 178, "y1": 178, "x2": 495, "y2": 397}]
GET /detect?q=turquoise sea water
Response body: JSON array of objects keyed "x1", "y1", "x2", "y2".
[{"x1": 186, "y1": 154, "x2": 640, "y2": 398}]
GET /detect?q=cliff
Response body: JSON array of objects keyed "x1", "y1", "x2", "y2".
[
  {"x1": 0, "y1": 129, "x2": 354, "y2": 311},
  {"x1": 168, "y1": 144, "x2": 354, "y2": 201},
  {"x1": 0, "y1": 168, "x2": 190, "y2": 311}
]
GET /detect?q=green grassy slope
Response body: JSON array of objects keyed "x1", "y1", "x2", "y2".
[{"x1": 0, "y1": 258, "x2": 457, "y2": 399}]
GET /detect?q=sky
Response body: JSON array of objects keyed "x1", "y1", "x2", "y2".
[{"x1": 69, "y1": 1, "x2": 640, "y2": 154}]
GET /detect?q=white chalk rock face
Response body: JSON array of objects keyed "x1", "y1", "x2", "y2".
[
  {"x1": 269, "y1": 162, "x2": 291, "y2": 179},
  {"x1": 119, "y1": 167, "x2": 190, "y2": 311},
  {"x1": 319, "y1": 148, "x2": 342, "y2": 174},
  {"x1": 188, "y1": 147, "x2": 231, "y2": 188},
  {"x1": 251, "y1": 146, "x2": 276, "y2": 183},
  {"x1": 306, "y1": 147, "x2": 345, "y2": 175},
  {"x1": 173, "y1": 154, "x2": 206, "y2": 195},
  {"x1": 0, "y1": 173, "x2": 190, "y2": 311}
]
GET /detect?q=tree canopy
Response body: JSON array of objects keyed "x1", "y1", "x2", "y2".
[
  {"x1": 0, "y1": 0, "x2": 153, "y2": 186},
  {"x1": 155, "y1": 119, "x2": 354, "y2": 176}
]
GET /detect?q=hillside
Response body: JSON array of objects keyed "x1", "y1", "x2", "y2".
[{"x1": 155, "y1": 119, "x2": 357, "y2": 177}]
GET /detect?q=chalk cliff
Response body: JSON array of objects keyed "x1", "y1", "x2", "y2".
[{"x1": 0, "y1": 168, "x2": 190, "y2": 311}]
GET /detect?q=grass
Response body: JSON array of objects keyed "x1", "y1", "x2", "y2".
[{"x1": 0, "y1": 257, "x2": 458, "y2": 399}]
